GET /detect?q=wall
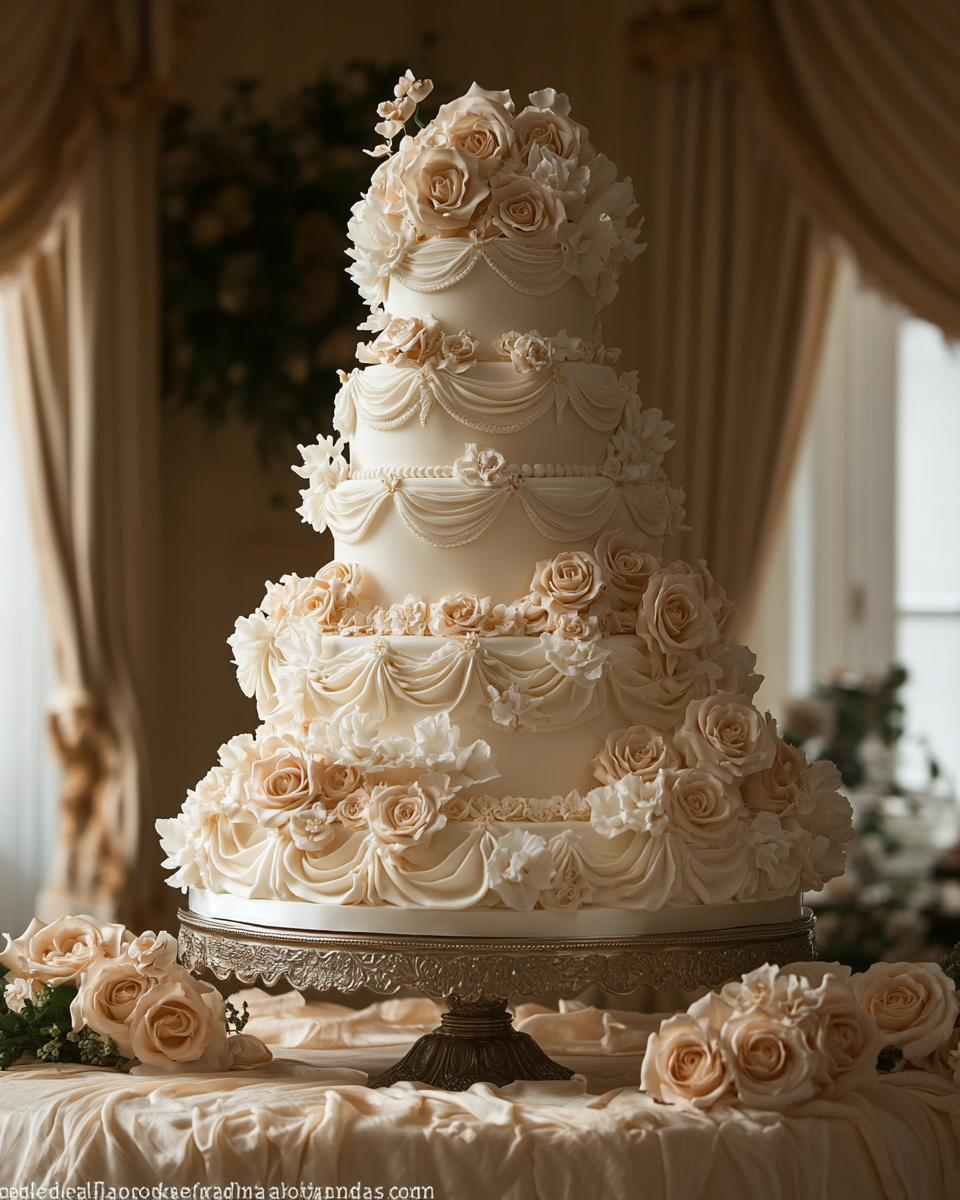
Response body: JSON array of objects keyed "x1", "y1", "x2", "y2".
[{"x1": 154, "y1": 0, "x2": 658, "y2": 921}]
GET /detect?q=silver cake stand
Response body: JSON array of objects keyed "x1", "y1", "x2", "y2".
[{"x1": 179, "y1": 907, "x2": 816, "y2": 1090}]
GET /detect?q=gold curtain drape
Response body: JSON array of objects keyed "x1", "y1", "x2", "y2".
[
  {"x1": 0, "y1": 0, "x2": 190, "y2": 925},
  {"x1": 628, "y1": 0, "x2": 960, "y2": 621}
]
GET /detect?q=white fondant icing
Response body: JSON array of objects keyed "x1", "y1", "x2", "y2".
[{"x1": 188, "y1": 886, "x2": 803, "y2": 939}]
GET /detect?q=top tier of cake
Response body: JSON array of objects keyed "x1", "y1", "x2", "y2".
[{"x1": 294, "y1": 81, "x2": 675, "y2": 606}]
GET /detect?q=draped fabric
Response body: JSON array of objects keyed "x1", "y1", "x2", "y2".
[
  {"x1": 635, "y1": 56, "x2": 835, "y2": 620},
  {"x1": 0, "y1": 1, "x2": 186, "y2": 926},
  {"x1": 628, "y1": 0, "x2": 960, "y2": 618},
  {"x1": 737, "y1": 0, "x2": 960, "y2": 339}
]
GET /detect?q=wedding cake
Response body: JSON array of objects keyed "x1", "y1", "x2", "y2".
[{"x1": 159, "y1": 77, "x2": 853, "y2": 938}]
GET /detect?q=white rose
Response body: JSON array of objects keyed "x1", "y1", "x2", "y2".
[
  {"x1": 431, "y1": 91, "x2": 518, "y2": 178},
  {"x1": 513, "y1": 103, "x2": 583, "y2": 164},
  {"x1": 453, "y1": 443, "x2": 510, "y2": 487},
  {"x1": 70, "y1": 956, "x2": 166, "y2": 1057},
  {"x1": 124, "y1": 931, "x2": 179, "y2": 979},
  {"x1": 641, "y1": 1014, "x2": 733, "y2": 1109},
  {"x1": 801, "y1": 974, "x2": 880, "y2": 1094},
  {"x1": 359, "y1": 315, "x2": 442, "y2": 367},
  {"x1": 0, "y1": 915, "x2": 128, "y2": 988},
  {"x1": 594, "y1": 532, "x2": 658, "y2": 609},
  {"x1": 128, "y1": 977, "x2": 233, "y2": 1072},
  {"x1": 334, "y1": 791, "x2": 370, "y2": 829},
  {"x1": 657, "y1": 768, "x2": 743, "y2": 848},
  {"x1": 487, "y1": 829, "x2": 554, "y2": 911},
  {"x1": 438, "y1": 330, "x2": 479, "y2": 372},
  {"x1": 675, "y1": 692, "x2": 776, "y2": 783},
  {"x1": 741, "y1": 733, "x2": 809, "y2": 814},
  {"x1": 242, "y1": 737, "x2": 322, "y2": 827},
  {"x1": 488, "y1": 173, "x2": 564, "y2": 244},
  {"x1": 496, "y1": 330, "x2": 553, "y2": 374},
  {"x1": 851, "y1": 962, "x2": 960, "y2": 1058},
  {"x1": 378, "y1": 595, "x2": 429, "y2": 635},
  {"x1": 367, "y1": 781, "x2": 447, "y2": 858},
  {"x1": 636, "y1": 562, "x2": 726, "y2": 672},
  {"x1": 530, "y1": 551, "x2": 606, "y2": 622},
  {"x1": 429, "y1": 592, "x2": 512, "y2": 636},
  {"x1": 721, "y1": 1009, "x2": 820, "y2": 1110},
  {"x1": 395, "y1": 145, "x2": 489, "y2": 236},
  {"x1": 593, "y1": 725, "x2": 680, "y2": 786},
  {"x1": 318, "y1": 763, "x2": 366, "y2": 806}
]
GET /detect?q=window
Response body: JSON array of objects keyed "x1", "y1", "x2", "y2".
[{"x1": 0, "y1": 315, "x2": 60, "y2": 935}]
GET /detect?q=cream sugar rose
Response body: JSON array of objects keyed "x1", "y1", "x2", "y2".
[{"x1": 159, "y1": 75, "x2": 853, "y2": 937}]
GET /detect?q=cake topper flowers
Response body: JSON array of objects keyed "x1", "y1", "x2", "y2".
[{"x1": 348, "y1": 76, "x2": 645, "y2": 310}]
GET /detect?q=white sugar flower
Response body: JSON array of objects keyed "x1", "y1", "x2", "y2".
[
  {"x1": 586, "y1": 774, "x2": 667, "y2": 839},
  {"x1": 487, "y1": 829, "x2": 554, "y2": 911},
  {"x1": 292, "y1": 435, "x2": 349, "y2": 534},
  {"x1": 453, "y1": 443, "x2": 510, "y2": 487},
  {"x1": 487, "y1": 683, "x2": 544, "y2": 731},
  {"x1": 395, "y1": 69, "x2": 434, "y2": 104}
]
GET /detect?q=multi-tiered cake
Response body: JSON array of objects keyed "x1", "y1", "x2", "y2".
[{"x1": 159, "y1": 78, "x2": 853, "y2": 938}]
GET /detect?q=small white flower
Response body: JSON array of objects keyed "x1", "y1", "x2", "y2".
[
  {"x1": 487, "y1": 683, "x2": 544, "y2": 731},
  {"x1": 586, "y1": 774, "x2": 667, "y2": 839},
  {"x1": 453, "y1": 443, "x2": 510, "y2": 487},
  {"x1": 487, "y1": 829, "x2": 554, "y2": 911}
]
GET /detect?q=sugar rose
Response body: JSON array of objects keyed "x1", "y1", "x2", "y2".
[
  {"x1": 675, "y1": 692, "x2": 776, "y2": 783},
  {"x1": 641, "y1": 1013, "x2": 733, "y2": 1109},
  {"x1": 70, "y1": 956, "x2": 166, "y2": 1057},
  {"x1": 657, "y1": 768, "x2": 743, "y2": 848},
  {"x1": 488, "y1": 174, "x2": 564, "y2": 245},
  {"x1": 851, "y1": 962, "x2": 959, "y2": 1058},
  {"x1": 0, "y1": 915, "x2": 128, "y2": 987},
  {"x1": 803, "y1": 975, "x2": 880, "y2": 1094},
  {"x1": 318, "y1": 763, "x2": 366, "y2": 806},
  {"x1": 594, "y1": 531, "x2": 658, "y2": 608},
  {"x1": 432, "y1": 90, "x2": 518, "y2": 179},
  {"x1": 396, "y1": 145, "x2": 489, "y2": 237},
  {"x1": 367, "y1": 781, "x2": 447, "y2": 858},
  {"x1": 593, "y1": 725, "x2": 679, "y2": 786},
  {"x1": 637, "y1": 562, "x2": 724, "y2": 671},
  {"x1": 530, "y1": 551, "x2": 606, "y2": 622},
  {"x1": 359, "y1": 315, "x2": 442, "y2": 367},
  {"x1": 124, "y1": 930, "x2": 179, "y2": 979},
  {"x1": 429, "y1": 592, "x2": 512, "y2": 636},
  {"x1": 128, "y1": 977, "x2": 232, "y2": 1072},
  {"x1": 741, "y1": 735, "x2": 809, "y2": 814},
  {"x1": 721, "y1": 1010, "x2": 819, "y2": 1110},
  {"x1": 513, "y1": 105, "x2": 583, "y2": 164},
  {"x1": 243, "y1": 738, "x2": 322, "y2": 827}
]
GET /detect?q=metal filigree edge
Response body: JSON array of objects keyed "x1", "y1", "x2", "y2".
[{"x1": 178, "y1": 914, "x2": 816, "y2": 996}]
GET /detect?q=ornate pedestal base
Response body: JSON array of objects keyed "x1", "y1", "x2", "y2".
[
  {"x1": 178, "y1": 907, "x2": 816, "y2": 1089},
  {"x1": 370, "y1": 995, "x2": 574, "y2": 1090}
]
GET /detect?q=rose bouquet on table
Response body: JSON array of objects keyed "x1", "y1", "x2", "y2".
[
  {"x1": 0, "y1": 915, "x2": 270, "y2": 1073},
  {"x1": 641, "y1": 949, "x2": 960, "y2": 1111}
]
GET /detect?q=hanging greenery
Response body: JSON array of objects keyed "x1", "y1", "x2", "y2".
[{"x1": 160, "y1": 62, "x2": 408, "y2": 461}]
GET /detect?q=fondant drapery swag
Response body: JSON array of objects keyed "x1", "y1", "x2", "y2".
[{"x1": 0, "y1": 1, "x2": 185, "y2": 925}]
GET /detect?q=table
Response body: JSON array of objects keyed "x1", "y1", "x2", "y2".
[{"x1": 1, "y1": 994, "x2": 958, "y2": 1199}]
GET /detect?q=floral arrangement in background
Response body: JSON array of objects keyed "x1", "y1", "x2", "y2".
[
  {"x1": 783, "y1": 665, "x2": 960, "y2": 971},
  {"x1": 162, "y1": 62, "x2": 409, "y2": 460},
  {"x1": 641, "y1": 949, "x2": 960, "y2": 1111},
  {"x1": 0, "y1": 916, "x2": 270, "y2": 1073},
  {"x1": 348, "y1": 75, "x2": 645, "y2": 317}
]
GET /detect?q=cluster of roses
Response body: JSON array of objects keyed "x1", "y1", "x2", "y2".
[
  {"x1": 231, "y1": 535, "x2": 712, "y2": 659},
  {"x1": 159, "y1": 709, "x2": 499, "y2": 885},
  {"x1": 348, "y1": 78, "x2": 643, "y2": 308},
  {"x1": 0, "y1": 916, "x2": 269, "y2": 1073},
  {"x1": 642, "y1": 959, "x2": 960, "y2": 1111},
  {"x1": 356, "y1": 314, "x2": 619, "y2": 374}
]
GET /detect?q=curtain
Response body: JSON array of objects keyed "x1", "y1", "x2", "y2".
[
  {"x1": 628, "y1": 0, "x2": 960, "y2": 621},
  {"x1": 737, "y1": 0, "x2": 960, "y2": 339},
  {"x1": 629, "y1": 19, "x2": 835, "y2": 623},
  {"x1": 0, "y1": 1, "x2": 185, "y2": 926}
]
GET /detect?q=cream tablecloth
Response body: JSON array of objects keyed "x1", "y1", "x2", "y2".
[{"x1": 1, "y1": 994, "x2": 958, "y2": 1199}]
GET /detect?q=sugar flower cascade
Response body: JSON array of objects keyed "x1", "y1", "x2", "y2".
[{"x1": 158, "y1": 72, "x2": 853, "y2": 932}]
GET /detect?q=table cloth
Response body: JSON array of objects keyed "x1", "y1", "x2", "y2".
[{"x1": 1, "y1": 993, "x2": 958, "y2": 1200}]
